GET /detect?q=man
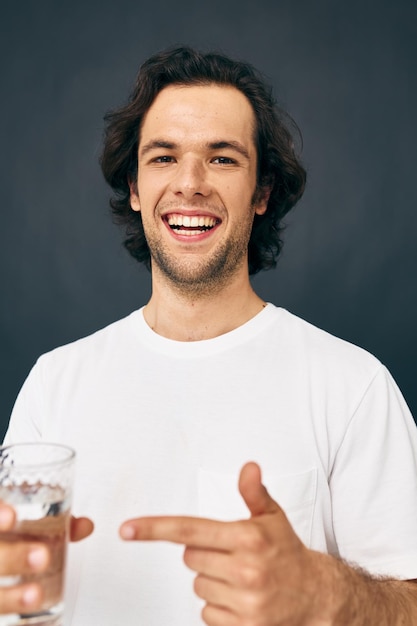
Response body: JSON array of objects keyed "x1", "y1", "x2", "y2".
[{"x1": 2, "y1": 46, "x2": 417, "y2": 625}]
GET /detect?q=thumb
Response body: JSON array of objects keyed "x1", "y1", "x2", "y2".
[
  {"x1": 70, "y1": 516, "x2": 94, "y2": 542},
  {"x1": 238, "y1": 462, "x2": 281, "y2": 517}
]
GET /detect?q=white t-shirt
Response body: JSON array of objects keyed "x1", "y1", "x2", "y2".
[{"x1": 5, "y1": 304, "x2": 417, "y2": 625}]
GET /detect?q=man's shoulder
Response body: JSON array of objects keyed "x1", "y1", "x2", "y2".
[
  {"x1": 269, "y1": 305, "x2": 383, "y2": 377},
  {"x1": 36, "y1": 308, "x2": 143, "y2": 368}
]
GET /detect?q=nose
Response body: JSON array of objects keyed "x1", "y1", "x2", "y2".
[{"x1": 170, "y1": 157, "x2": 211, "y2": 199}]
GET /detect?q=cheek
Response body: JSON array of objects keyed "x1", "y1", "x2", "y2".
[{"x1": 138, "y1": 176, "x2": 167, "y2": 208}]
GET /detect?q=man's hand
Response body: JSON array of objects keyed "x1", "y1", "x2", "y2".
[
  {"x1": 0, "y1": 502, "x2": 93, "y2": 615},
  {"x1": 120, "y1": 462, "x2": 417, "y2": 625},
  {"x1": 120, "y1": 462, "x2": 340, "y2": 625}
]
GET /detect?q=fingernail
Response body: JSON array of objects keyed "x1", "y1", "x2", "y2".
[
  {"x1": 120, "y1": 525, "x2": 135, "y2": 540},
  {"x1": 22, "y1": 585, "x2": 39, "y2": 607},
  {"x1": 0, "y1": 505, "x2": 14, "y2": 529},
  {"x1": 27, "y1": 546, "x2": 48, "y2": 570}
]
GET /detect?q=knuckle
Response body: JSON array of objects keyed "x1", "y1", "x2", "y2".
[
  {"x1": 0, "y1": 542, "x2": 48, "y2": 576},
  {"x1": 183, "y1": 546, "x2": 191, "y2": 566},
  {"x1": 0, "y1": 583, "x2": 43, "y2": 614},
  {"x1": 176, "y1": 523, "x2": 196, "y2": 544},
  {"x1": 242, "y1": 597, "x2": 270, "y2": 626},
  {"x1": 193, "y1": 574, "x2": 205, "y2": 598},
  {"x1": 235, "y1": 524, "x2": 267, "y2": 552},
  {"x1": 238, "y1": 585, "x2": 273, "y2": 624},
  {"x1": 240, "y1": 592, "x2": 268, "y2": 625},
  {"x1": 237, "y1": 564, "x2": 266, "y2": 590},
  {"x1": 201, "y1": 603, "x2": 212, "y2": 622}
]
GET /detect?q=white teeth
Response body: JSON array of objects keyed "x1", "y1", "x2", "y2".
[
  {"x1": 176, "y1": 229, "x2": 206, "y2": 236},
  {"x1": 166, "y1": 214, "x2": 217, "y2": 228}
]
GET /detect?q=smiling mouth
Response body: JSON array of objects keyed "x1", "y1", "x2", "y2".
[{"x1": 164, "y1": 213, "x2": 221, "y2": 236}]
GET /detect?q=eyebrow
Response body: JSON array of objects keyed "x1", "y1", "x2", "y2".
[
  {"x1": 139, "y1": 139, "x2": 251, "y2": 160},
  {"x1": 207, "y1": 141, "x2": 250, "y2": 160},
  {"x1": 139, "y1": 140, "x2": 176, "y2": 158}
]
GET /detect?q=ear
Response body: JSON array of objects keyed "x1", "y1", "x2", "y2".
[
  {"x1": 253, "y1": 186, "x2": 271, "y2": 216},
  {"x1": 129, "y1": 179, "x2": 141, "y2": 213}
]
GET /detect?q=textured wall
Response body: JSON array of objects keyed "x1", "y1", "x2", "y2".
[{"x1": 1, "y1": 0, "x2": 416, "y2": 436}]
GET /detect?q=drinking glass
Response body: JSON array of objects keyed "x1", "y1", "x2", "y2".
[{"x1": 0, "y1": 443, "x2": 75, "y2": 626}]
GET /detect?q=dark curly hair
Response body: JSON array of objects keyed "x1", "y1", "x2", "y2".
[{"x1": 100, "y1": 46, "x2": 306, "y2": 275}]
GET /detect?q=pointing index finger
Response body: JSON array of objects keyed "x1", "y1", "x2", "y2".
[{"x1": 120, "y1": 515, "x2": 237, "y2": 551}]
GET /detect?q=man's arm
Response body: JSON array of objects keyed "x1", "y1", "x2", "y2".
[
  {"x1": 120, "y1": 462, "x2": 417, "y2": 625},
  {"x1": 0, "y1": 503, "x2": 93, "y2": 615}
]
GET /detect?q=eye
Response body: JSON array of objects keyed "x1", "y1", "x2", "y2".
[
  {"x1": 211, "y1": 156, "x2": 236, "y2": 165},
  {"x1": 153, "y1": 155, "x2": 175, "y2": 163}
]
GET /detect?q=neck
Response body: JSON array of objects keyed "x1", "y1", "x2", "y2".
[{"x1": 143, "y1": 270, "x2": 266, "y2": 341}]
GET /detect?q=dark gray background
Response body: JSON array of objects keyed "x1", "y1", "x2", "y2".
[{"x1": 1, "y1": 0, "x2": 416, "y2": 437}]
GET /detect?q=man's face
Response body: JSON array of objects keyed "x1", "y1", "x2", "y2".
[{"x1": 130, "y1": 83, "x2": 268, "y2": 295}]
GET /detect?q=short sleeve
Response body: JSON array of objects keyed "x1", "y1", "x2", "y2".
[
  {"x1": 3, "y1": 361, "x2": 44, "y2": 444},
  {"x1": 330, "y1": 365, "x2": 417, "y2": 579}
]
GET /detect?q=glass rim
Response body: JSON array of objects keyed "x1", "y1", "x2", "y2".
[{"x1": 0, "y1": 442, "x2": 75, "y2": 469}]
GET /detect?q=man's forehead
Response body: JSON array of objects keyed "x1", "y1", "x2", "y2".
[{"x1": 139, "y1": 83, "x2": 256, "y2": 146}]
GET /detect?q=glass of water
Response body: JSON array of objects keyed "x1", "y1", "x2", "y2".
[{"x1": 0, "y1": 443, "x2": 75, "y2": 626}]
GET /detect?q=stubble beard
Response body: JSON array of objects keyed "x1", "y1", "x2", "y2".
[{"x1": 144, "y1": 205, "x2": 255, "y2": 299}]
